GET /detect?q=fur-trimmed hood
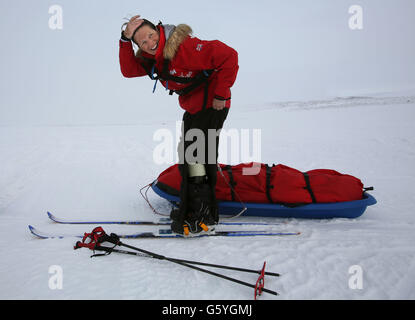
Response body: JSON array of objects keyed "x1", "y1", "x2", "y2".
[
  {"x1": 163, "y1": 24, "x2": 192, "y2": 60},
  {"x1": 135, "y1": 23, "x2": 192, "y2": 60}
]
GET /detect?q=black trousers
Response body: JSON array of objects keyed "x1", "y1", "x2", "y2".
[{"x1": 177, "y1": 107, "x2": 229, "y2": 220}]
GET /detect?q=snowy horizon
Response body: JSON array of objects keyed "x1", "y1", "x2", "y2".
[{"x1": 1, "y1": 0, "x2": 415, "y2": 125}]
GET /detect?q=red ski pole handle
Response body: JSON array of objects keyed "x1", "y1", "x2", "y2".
[
  {"x1": 74, "y1": 226, "x2": 110, "y2": 250},
  {"x1": 254, "y1": 262, "x2": 267, "y2": 300}
]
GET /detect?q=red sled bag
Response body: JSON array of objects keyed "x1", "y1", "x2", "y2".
[
  {"x1": 155, "y1": 162, "x2": 364, "y2": 205},
  {"x1": 268, "y1": 164, "x2": 364, "y2": 204}
]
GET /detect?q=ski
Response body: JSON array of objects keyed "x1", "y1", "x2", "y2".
[
  {"x1": 46, "y1": 211, "x2": 172, "y2": 226},
  {"x1": 46, "y1": 211, "x2": 285, "y2": 226},
  {"x1": 28, "y1": 225, "x2": 300, "y2": 240}
]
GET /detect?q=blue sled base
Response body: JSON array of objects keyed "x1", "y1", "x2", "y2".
[{"x1": 151, "y1": 183, "x2": 377, "y2": 219}]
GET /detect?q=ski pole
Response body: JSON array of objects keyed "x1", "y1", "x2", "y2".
[
  {"x1": 75, "y1": 227, "x2": 279, "y2": 298},
  {"x1": 76, "y1": 226, "x2": 280, "y2": 276},
  {"x1": 91, "y1": 242, "x2": 280, "y2": 276},
  {"x1": 117, "y1": 241, "x2": 280, "y2": 277},
  {"x1": 95, "y1": 238, "x2": 279, "y2": 296},
  {"x1": 92, "y1": 244, "x2": 279, "y2": 297}
]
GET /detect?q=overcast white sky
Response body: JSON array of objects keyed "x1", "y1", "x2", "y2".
[{"x1": 1, "y1": 0, "x2": 414, "y2": 125}]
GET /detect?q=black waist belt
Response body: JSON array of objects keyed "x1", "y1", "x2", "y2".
[{"x1": 169, "y1": 74, "x2": 211, "y2": 96}]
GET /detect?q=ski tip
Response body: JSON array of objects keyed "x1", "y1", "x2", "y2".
[
  {"x1": 28, "y1": 224, "x2": 37, "y2": 234},
  {"x1": 28, "y1": 225, "x2": 65, "y2": 239},
  {"x1": 47, "y1": 211, "x2": 61, "y2": 223},
  {"x1": 28, "y1": 225, "x2": 46, "y2": 239}
]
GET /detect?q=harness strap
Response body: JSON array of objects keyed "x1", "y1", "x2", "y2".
[
  {"x1": 172, "y1": 71, "x2": 213, "y2": 96},
  {"x1": 137, "y1": 57, "x2": 159, "y2": 80},
  {"x1": 138, "y1": 56, "x2": 213, "y2": 98}
]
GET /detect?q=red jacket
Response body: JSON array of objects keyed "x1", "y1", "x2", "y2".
[{"x1": 119, "y1": 24, "x2": 239, "y2": 114}]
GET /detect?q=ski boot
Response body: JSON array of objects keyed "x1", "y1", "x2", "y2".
[{"x1": 170, "y1": 164, "x2": 218, "y2": 236}]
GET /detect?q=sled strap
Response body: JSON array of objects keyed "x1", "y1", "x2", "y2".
[
  {"x1": 303, "y1": 172, "x2": 316, "y2": 203},
  {"x1": 139, "y1": 183, "x2": 170, "y2": 217},
  {"x1": 224, "y1": 165, "x2": 236, "y2": 201},
  {"x1": 265, "y1": 164, "x2": 274, "y2": 203}
]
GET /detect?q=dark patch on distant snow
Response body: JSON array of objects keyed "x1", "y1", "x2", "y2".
[{"x1": 258, "y1": 96, "x2": 415, "y2": 111}]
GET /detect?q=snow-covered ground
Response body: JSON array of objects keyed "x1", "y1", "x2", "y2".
[
  {"x1": 1, "y1": 94, "x2": 415, "y2": 300},
  {"x1": 1, "y1": 0, "x2": 415, "y2": 302}
]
